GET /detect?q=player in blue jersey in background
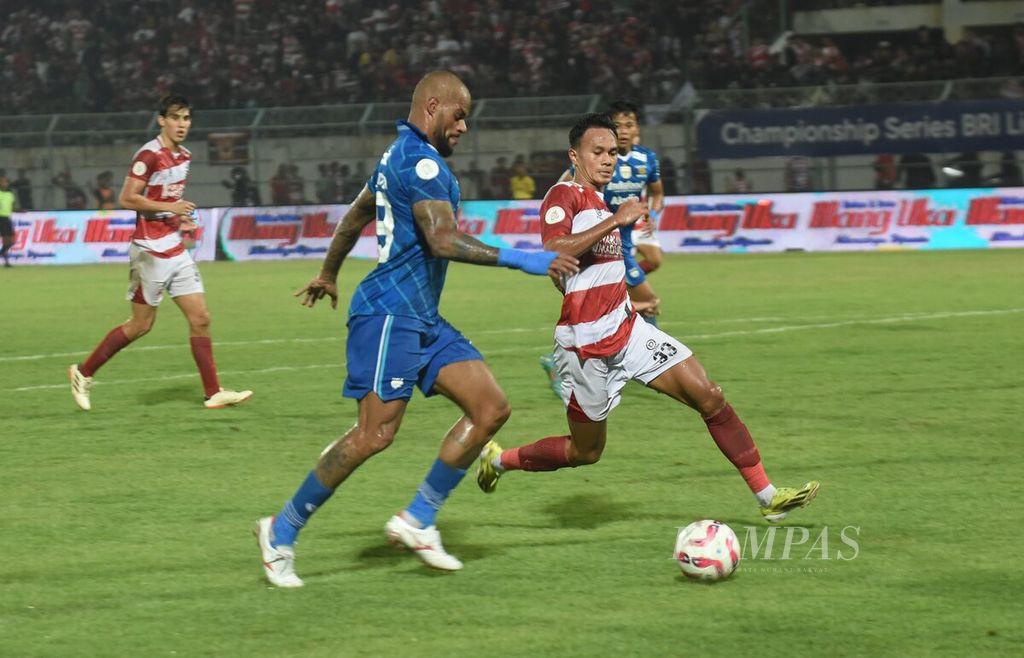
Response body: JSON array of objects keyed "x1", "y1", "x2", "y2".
[
  {"x1": 597, "y1": 99, "x2": 664, "y2": 318},
  {"x1": 254, "y1": 71, "x2": 579, "y2": 587},
  {"x1": 541, "y1": 99, "x2": 665, "y2": 394},
  {"x1": 609, "y1": 100, "x2": 666, "y2": 276}
]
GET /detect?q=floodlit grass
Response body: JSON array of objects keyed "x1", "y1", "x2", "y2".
[{"x1": 1, "y1": 249, "x2": 1022, "y2": 657}]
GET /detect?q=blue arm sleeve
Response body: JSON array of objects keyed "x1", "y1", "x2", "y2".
[{"x1": 497, "y1": 248, "x2": 558, "y2": 276}]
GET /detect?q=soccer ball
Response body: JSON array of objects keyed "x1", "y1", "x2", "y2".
[{"x1": 674, "y1": 519, "x2": 740, "y2": 581}]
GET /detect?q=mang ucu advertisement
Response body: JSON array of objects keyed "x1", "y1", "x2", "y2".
[{"x1": 6, "y1": 188, "x2": 1022, "y2": 265}]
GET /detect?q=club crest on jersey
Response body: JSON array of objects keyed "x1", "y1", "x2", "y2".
[
  {"x1": 415, "y1": 158, "x2": 440, "y2": 180},
  {"x1": 619, "y1": 165, "x2": 632, "y2": 179},
  {"x1": 636, "y1": 166, "x2": 647, "y2": 177},
  {"x1": 545, "y1": 206, "x2": 566, "y2": 224},
  {"x1": 132, "y1": 161, "x2": 147, "y2": 176}
]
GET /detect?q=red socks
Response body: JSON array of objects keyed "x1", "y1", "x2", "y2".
[
  {"x1": 79, "y1": 329, "x2": 221, "y2": 398},
  {"x1": 498, "y1": 408, "x2": 770, "y2": 495},
  {"x1": 80, "y1": 326, "x2": 132, "y2": 377},
  {"x1": 703, "y1": 404, "x2": 770, "y2": 494},
  {"x1": 501, "y1": 436, "x2": 573, "y2": 471},
  {"x1": 189, "y1": 336, "x2": 221, "y2": 397}
]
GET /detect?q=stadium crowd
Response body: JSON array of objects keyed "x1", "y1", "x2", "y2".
[{"x1": 2, "y1": 0, "x2": 1023, "y2": 115}]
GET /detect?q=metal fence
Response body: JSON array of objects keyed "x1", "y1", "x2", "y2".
[
  {"x1": 0, "y1": 95, "x2": 607, "y2": 149},
  {"x1": 4, "y1": 76, "x2": 1019, "y2": 146},
  {"x1": 1, "y1": 77, "x2": 1020, "y2": 209}
]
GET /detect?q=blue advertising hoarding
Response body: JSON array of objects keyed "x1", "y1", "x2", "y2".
[{"x1": 697, "y1": 99, "x2": 1024, "y2": 158}]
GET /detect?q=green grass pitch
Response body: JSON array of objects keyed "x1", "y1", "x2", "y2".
[{"x1": 1, "y1": 249, "x2": 1022, "y2": 657}]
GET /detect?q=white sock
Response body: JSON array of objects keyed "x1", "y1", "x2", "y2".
[
  {"x1": 491, "y1": 455, "x2": 505, "y2": 472},
  {"x1": 755, "y1": 484, "x2": 776, "y2": 507}
]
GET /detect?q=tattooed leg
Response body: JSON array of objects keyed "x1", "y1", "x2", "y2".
[{"x1": 315, "y1": 394, "x2": 408, "y2": 488}]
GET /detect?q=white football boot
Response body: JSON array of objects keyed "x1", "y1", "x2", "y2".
[
  {"x1": 204, "y1": 388, "x2": 254, "y2": 408},
  {"x1": 385, "y1": 514, "x2": 463, "y2": 571},
  {"x1": 254, "y1": 516, "x2": 304, "y2": 588},
  {"x1": 68, "y1": 364, "x2": 93, "y2": 411}
]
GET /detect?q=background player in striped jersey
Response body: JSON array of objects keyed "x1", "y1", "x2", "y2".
[
  {"x1": 254, "y1": 71, "x2": 578, "y2": 587},
  {"x1": 68, "y1": 95, "x2": 252, "y2": 411},
  {"x1": 478, "y1": 114, "x2": 819, "y2": 523}
]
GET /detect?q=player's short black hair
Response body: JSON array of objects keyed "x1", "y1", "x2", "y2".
[
  {"x1": 158, "y1": 94, "x2": 192, "y2": 116},
  {"x1": 607, "y1": 98, "x2": 641, "y2": 120},
  {"x1": 569, "y1": 113, "x2": 617, "y2": 149}
]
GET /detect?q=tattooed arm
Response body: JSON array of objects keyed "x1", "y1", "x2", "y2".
[
  {"x1": 294, "y1": 185, "x2": 376, "y2": 309},
  {"x1": 412, "y1": 199, "x2": 499, "y2": 264},
  {"x1": 413, "y1": 199, "x2": 579, "y2": 276}
]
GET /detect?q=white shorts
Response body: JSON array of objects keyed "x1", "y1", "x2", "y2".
[
  {"x1": 553, "y1": 318, "x2": 692, "y2": 422},
  {"x1": 126, "y1": 243, "x2": 204, "y2": 307},
  {"x1": 632, "y1": 217, "x2": 662, "y2": 249}
]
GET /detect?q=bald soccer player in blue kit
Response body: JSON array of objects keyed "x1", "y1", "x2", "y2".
[{"x1": 254, "y1": 71, "x2": 578, "y2": 587}]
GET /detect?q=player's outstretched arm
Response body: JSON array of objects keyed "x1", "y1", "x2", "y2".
[
  {"x1": 295, "y1": 185, "x2": 376, "y2": 309},
  {"x1": 413, "y1": 199, "x2": 578, "y2": 277},
  {"x1": 544, "y1": 198, "x2": 648, "y2": 257}
]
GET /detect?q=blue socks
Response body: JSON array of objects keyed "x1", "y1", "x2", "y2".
[
  {"x1": 404, "y1": 459, "x2": 467, "y2": 528},
  {"x1": 270, "y1": 460, "x2": 465, "y2": 546},
  {"x1": 271, "y1": 471, "x2": 334, "y2": 547}
]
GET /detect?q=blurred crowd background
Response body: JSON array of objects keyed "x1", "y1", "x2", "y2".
[{"x1": 1, "y1": 0, "x2": 1022, "y2": 208}]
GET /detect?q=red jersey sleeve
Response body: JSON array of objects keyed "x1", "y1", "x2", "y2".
[
  {"x1": 540, "y1": 183, "x2": 579, "y2": 244},
  {"x1": 127, "y1": 149, "x2": 159, "y2": 183}
]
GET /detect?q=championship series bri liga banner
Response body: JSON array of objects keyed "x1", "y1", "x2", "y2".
[{"x1": 6, "y1": 187, "x2": 1023, "y2": 265}]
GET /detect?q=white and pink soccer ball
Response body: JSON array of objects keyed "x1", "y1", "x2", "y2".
[{"x1": 674, "y1": 520, "x2": 740, "y2": 581}]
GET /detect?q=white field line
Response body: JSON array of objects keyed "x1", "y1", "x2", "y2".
[
  {"x1": 3, "y1": 308, "x2": 1015, "y2": 364},
  {"x1": 681, "y1": 307, "x2": 1024, "y2": 340},
  {"x1": 0, "y1": 336, "x2": 337, "y2": 364},
  {"x1": 12, "y1": 363, "x2": 343, "y2": 392},
  {"x1": 7, "y1": 308, "x2": 1022, "y2": 393}
]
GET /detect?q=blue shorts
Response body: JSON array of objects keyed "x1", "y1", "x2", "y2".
[{"x1": 343, "y1": 314, "x2": 483, "y2": 402}]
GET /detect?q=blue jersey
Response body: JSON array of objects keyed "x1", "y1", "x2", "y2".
[
  {"x1": 348, "y1": 121, "x2": 461, "y2": 322},
  {"x1": 602, "y1": 145, "x2": 660, "y2": 255}
]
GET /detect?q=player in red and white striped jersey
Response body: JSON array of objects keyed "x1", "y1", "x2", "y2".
[
  {"x1": 541, "y1": 179, "x2": 639, "y2": 360},
  {"x1": 68, "y1": 94, "x2": 252, "y2": 411},
  {"x1": 477, "y1": 114, "x2": 820, "y2": 523},
  {"x1": 126, "y1": 128, "x2": 194, "y2": 257}
]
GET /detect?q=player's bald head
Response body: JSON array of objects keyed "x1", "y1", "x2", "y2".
[
  {"x1": 411, "y1": 70, "x2": 470, "y2": 110},
  {"x1": 408, "y1": 70, "x2": 471, "y2": 157}
]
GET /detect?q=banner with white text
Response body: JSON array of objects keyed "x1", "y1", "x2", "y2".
[{"x1": 696, "y1": 99, "x2": 1024, "y2": 158}]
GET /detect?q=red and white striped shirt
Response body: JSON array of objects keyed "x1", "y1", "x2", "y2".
[
  {"x1": 127, "y1": 136, "x2": 192, "y2": 257},
  {"x1": 540, "y1": 182, "x2": 637, "y2": 359}
]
